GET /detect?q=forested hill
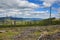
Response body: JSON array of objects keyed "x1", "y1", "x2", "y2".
[{"x1": 0, "y1": 17, "x2": 42, "y2": 21}]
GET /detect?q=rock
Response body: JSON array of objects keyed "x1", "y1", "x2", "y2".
[
  {"x1": 38, "y1": 32, "x2": 60, "y2": 40},
  {"x1": 0, "y1": 30, "x2": 6, "y2": 33}
]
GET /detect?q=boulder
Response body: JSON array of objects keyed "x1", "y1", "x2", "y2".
[{"x1": 0, "y1": 30, "x2": 6, "y2": 33}]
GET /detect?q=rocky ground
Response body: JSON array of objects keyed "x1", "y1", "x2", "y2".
[
  {"x1": 38, "y1": 32, "x2": 60, "y2": 40},
  {"x1": 0, "y1": 25, "x2": 60, "y2": 40}
]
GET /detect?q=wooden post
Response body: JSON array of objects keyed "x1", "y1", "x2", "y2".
[
  {"x1": 59, "y1": 13, "x2": 60, "y2": 20},
  {"x1": 14, "y1": 13, "x2": 16, "y2": 26},
  {"x1": 49, "y1": 7, "x2": 52, "y2": 25}
]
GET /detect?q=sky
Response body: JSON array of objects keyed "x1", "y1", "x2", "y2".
[{"x1": 0, "y1": 0, "x2": 60, "y2": 19}]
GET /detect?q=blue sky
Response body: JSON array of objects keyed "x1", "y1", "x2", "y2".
[{"x1": 0, "y1": 0, "x2": 60, "y2": 19}]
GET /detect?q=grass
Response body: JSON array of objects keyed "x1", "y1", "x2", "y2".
[
  {"x1": 0, "y1": 27, "x2": 20, "y2": 40},
  {"x1": 33, "y1": 30, "x2": 41, "y2": 36}
]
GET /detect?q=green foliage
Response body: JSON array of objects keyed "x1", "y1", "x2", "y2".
[{"x1": 0, "y1": 17, "x2": 60, "y2": 27}]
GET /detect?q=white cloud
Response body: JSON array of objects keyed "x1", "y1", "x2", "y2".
[
  {"x1": 0, "y1": 0, "x2": 59, "y2": 18},
  {"x1": 31, "y1": 11, "x2": 48, "y2": 14},
  {"x1": 0, "y1": 9, "x2": 5, "y2": 12},
  {"x1": 0, "y1": 8, "x2": 56, "y2": 18},
  {"x1": 0, "y1": 0, "x2": 39, "y2": 9},
  {"x1": 43, "y1": 2, "x2": 51, "y2": 7},
  {"x1": 41, "y1": 0, "x2": 58, "y2": 7},
  {"x1": 28, "y1": 11, "x2": 56, "y2": 19},
  {"x1": 57, "y1": 8, "x2": 60, "y2": 18},
  {"x1": 21, "y1": 11, "x2": 49, "y2": 18},
  {"x1": 52, "y1": 7, "x2": 60, "y2": 18},
  {"x1": 0, "y1": 0, "x2": 40, "y2": 18},
  {"x1": 57, "y1": 8, "x2": 60, "y2": 13},
  {"x1": 25, "y1": 13, "x2": 31, "y2": 16}
]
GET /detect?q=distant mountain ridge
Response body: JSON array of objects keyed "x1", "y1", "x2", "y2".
[{"x1": 0, "y1": 17, "x2": 42, "y2": 21}]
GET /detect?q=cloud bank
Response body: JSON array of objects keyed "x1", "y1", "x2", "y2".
[
  {"x1": 0, "y1": 0, "x2": 60, "y2": 18},
  {"x1": 0, "y1": 0, "x2": 39, "y2": 9}
]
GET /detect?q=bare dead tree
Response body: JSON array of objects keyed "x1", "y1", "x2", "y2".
[
  {"x1": 49, "y1": 7, "x2": 52, "y2": 25},
  {"x1": 59, "y1": 13, "x2": 60, "y2": 20},
  {"x1": 14, "y1": 13, "x2": 16, "y2": 26}
]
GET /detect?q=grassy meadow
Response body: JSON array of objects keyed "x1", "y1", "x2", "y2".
[
  {"x1": 0, "y1": 18, "x2": 60, "y2": 40},
  {"x1": 0, "y1": 25, "x2": 60, "y2": 40}
]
